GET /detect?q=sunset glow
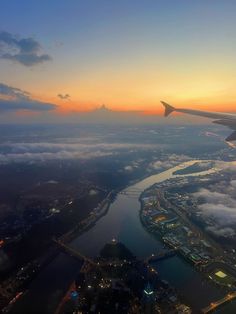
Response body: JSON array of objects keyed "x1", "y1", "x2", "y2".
[{"x1": 1, "y1": 1, "x2": 236, "y2": 121}]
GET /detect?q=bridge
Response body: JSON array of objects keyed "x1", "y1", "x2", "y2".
[
  {"x1": 145, "y1": 250, "x2": 176, "y2": 264},
  {"x1": 54, "y1": 238, "x2": 135, "y2": 280},
  {"x1": 118, "y1": 189, "x2": 142, "y2": 196},
  {"x1": 202, "y1": 291, "x2": 236, "y2": 313},
  {"x1": 53, "y1": 238, "x2": 97, "y2": 266}
]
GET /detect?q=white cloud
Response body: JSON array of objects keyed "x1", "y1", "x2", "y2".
[
  {"x1": 150, "y1": 154, "x2": 190, "y2": 170},
  {"x1": 0, "y1": 141, "x2": 158, "y2": 164},
  {"x1": 206, "y1": 226, "x2": 235, "y2": 237},
  {"x1": 193, "y1": 182, "x2": 236, "y2": 237},
  {"x1": 124, "y1": 165, "x2": 133, "y2": 172}
]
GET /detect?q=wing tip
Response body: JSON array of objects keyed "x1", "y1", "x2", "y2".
[{"x1": 161, "y1": 101, "x2": 175, "y2": 117}]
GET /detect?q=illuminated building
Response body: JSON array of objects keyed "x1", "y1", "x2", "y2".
[{"x1": 142, "y1": 282, "x2": 156, "y2": 314}]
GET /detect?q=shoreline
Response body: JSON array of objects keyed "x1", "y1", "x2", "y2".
[{"x1": 138, "y1": 179, "x2": 236, "y2": 288}]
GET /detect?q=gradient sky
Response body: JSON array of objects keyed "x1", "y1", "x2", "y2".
[{"x1": 1, "y1": 0, "x2": 236, "y2": 120}]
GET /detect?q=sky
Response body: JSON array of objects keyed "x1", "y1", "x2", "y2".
[{"x1": 1, "y1": 0, "x2": 236, "y2": 122}]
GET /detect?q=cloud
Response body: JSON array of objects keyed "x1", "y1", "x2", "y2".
[
  {"x1": 57, "y1": 94, "x2": 70, "y2": 100},
  {"x1": 194, "y1": 188, "x2": 235, "y2": 206},
  {"x1": 1, "y1": 142, "x2": 156, "y2": 153},
  {"x1": 124, "y1": 165, "x2": 134, "y2": 172},
  {"x1": 149, "y1": 154, "x2": 190, "y2": 170},
  {"x1": 0, "y1": 83, "x2": 57, "y2": 112},
  {"x1": 0, "y1": 83, "x2": 30, "y2": 98},
  {"x1": 0, "y1": 141, "x2": 158, "y2": 164},
  {"x1": 198, "y1": 202, "x2": 236, "y2": 226},
  {"x1": 0, "y1": 31, "x2": 52, "y2": 66},
  {"x1": 230, "y1": 180, "x2": 236, "y2": 188},
  {"x1": 0, "y1": 150, "x2": 114, "y2": 164},
  {"x1": 193, "y1": 182, "x2": 236, "y2": 237},
  {"x1": 206, "y1": 226, "x2": 235, "y2": 237}
]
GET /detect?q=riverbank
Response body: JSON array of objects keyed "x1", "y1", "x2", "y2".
[{"x1": 139, "y1": 169, "x2": 236, "y2": 313}]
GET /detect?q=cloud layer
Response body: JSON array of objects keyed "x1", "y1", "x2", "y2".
[
  {"x1": 0, "y1": 141, "x2": 157, "y2": 164},
  {"x1": 193, "y1": 177, "x2": 236, "y2": 237},
  {"x1": 0, "y1": 83, "x2": 57, "y2": 112},
  {"x1": 0, "y1": 31, "x2": 52, "y2": 66}
]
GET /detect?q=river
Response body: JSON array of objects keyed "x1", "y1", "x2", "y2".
[{"x1": 11, "y1": 160, "x2": 234, "y2": 313}]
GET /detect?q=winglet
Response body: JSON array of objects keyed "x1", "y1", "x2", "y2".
[{"x1": 161, "y1": 101, "x2": 175, "y2": 117}]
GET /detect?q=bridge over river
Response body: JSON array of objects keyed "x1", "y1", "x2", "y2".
[{"x1": 202, "y1": 292, "x2": 236, "y2": 313}]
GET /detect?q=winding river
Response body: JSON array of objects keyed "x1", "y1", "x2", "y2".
[
  {"x1": 11, "y1": 160, "x2": 235, "y2": 313},
  {"x1": 71, "y1": 160, "x2": 216, "y2": 257}
]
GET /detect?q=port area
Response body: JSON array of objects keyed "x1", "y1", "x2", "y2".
[{"x1": 139, "y1": 176, "x2": 236, "y2": 312}]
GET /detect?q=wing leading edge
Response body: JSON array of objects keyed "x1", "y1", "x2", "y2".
[{"x1": 161, "y1": 101, "x2": 236, "y2": 142}]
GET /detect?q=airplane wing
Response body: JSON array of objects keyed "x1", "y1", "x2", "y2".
[{"x1": 161, "y1": 101, "x2": 236, "y2": 141}]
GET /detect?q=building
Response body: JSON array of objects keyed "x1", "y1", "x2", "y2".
[{"x1": 142, "y1": 282, "x2": 156, "y2": 314}]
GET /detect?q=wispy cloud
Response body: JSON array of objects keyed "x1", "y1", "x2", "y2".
[
  {"x1": 0, "y1": 150, "x2": 114, "y2": 164},
  {"x1": 0, "y1": 31, "x2": 52, "y2": 66},
  {"x1": 0, "y1": 83, "x2": 57, "y2": 112},
  {"x1": 0, "y1": 141, "x2": 157, "y2": 164},
  {"x1": 57, "y1": 93, "x2": 70, "y2": 100}
]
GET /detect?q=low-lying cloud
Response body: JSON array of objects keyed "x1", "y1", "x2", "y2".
[
  {"x1": 193, "y1": 180, "x2": 236, "y2": 237},
  {"x1": 150, "y1": 154, "x2": 190, "y2": 170},
  {"x1": 206, "y1": 226, "x2": 235, "y2": 237},
  {"x1": 0, "y1": 142, "x2": 157, "y2": 164}
]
